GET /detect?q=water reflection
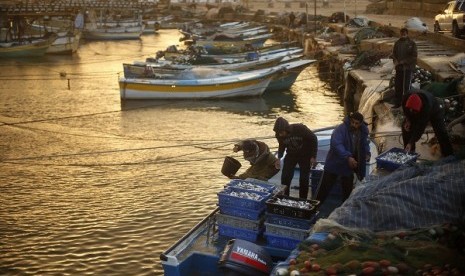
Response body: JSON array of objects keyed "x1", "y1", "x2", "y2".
[{"x1": 119, "y1": 89, "x2": 297, "y2": 116}]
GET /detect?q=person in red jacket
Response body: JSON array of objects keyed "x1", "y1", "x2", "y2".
[
  {"x1": 402, "y1": 91, "x2": 454, "y2": 157},
  {"x1": 273, "y1": 117, "x2": 318, "y2": 199}
]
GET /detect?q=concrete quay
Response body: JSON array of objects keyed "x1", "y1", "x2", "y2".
[{"x1": 303, "y1": 18, "x2": 465, "y2": 160}]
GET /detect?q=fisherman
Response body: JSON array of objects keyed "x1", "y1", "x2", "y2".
[
  {"x1": 228, "y1": 139, "x2": 279, "y2": 181},
  {"x1": 402, "y1": 90, "x2": 454, "y2": 157},
  {"x1": 227, "y1": 139, "x2": 280, "y2": 181},
  {"x1": 273, "y1": 117, "x2": 318, "y2": 199},
  {"x1": 74, "y1": 9, "x2": 85, "y2": 31},
  {"x1": 288, "y1": 12, "x2": 296, "y2": 28},
  {"x1": 315, "y1": 112, "x2": 371, "y2": 204},
  {"x1": 391, "y1": 28, "x2": 417, "y2": 108}
]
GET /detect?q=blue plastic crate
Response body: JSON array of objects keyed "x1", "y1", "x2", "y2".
[
  {"x1": 227, "y1": 179, "x2": 277, "y2": 195},
  {"x1": 218, "y1": 223, "x2": 262, "y2": 242},
  {"x1": 376, "y1": 147, "x2": 419, "y2": 171},
  {"x1": 265, "y1": 212, "x2": 318, "y2": 230},
  {"x1": 219, "y1": 204, "x2": 265, "y2": 220},
  {"x1": 264, "y1": 223, "x2": 310, "y2": 240},
  {"x1": 218, "y1": 188, "x2": 270, "y2": 211},
  {"x1": 216, "y1": 213, "x2": 264, "y2": 231},
  {"x1": 264, "y1": 233, "x2": 302, "y2": 250}
]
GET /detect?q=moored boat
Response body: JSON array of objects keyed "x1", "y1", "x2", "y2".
[
  {"x1": 194, "y1": 33, "x2": 273, "y2": 54},
  {"x1": 119, "y1": 66, "x2": 284, "y2": 100},
  {"x1": 0, "y1": 32, "x2": 57, "y2": 58},
  {"x1": 266, "y1": 59, "x2": 317, "y2": 92},
  {"x1": 159, "y1": 127, "x2": 380, "y2": 275},
  {"x1": 83, "y1": 25, "x2": 145, "y2": 40}
]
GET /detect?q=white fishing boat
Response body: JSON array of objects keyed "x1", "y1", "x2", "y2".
[
  {"x1": 83, "y1": 25, "x2": 145, "y2": 40},
  {"x1": 0, "y1": 32, "x2": 57, "y2": 58},
  {"x1": 119, "y1": 66, "x2": 283, "y2": 100},
  {"x1": 46, "y1": 30, "x2": 81, "y2": 54}
]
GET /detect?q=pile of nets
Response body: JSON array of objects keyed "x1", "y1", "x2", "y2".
[{"x1": 274, "y1": 224, "x2": 465, "y2": 275}]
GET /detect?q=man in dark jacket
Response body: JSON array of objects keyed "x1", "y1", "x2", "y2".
[
  {"x1": 228, "y1": 139, "x2": 280, "y2": 181},
  {"x1": 315, "y1": 112, "x2": 371, "y2": 204},
  {"x1": 392, "y1": 28, "x2": 417, "y2": 108},
  {"x1": 273, "y1": 117, "x2": 318, "y2": 199},
  {"x1": 402, "y1": 91, "x2": 454, "y2": 157}
]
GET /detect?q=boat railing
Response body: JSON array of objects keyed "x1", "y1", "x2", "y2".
[{"x1": 160, "y1": 206, "x2": 219, "y2": 264}]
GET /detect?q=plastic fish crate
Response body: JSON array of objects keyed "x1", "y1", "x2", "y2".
[
  {"x1": 265, "y1": 212, "x2": 318, "y2": 230},
  {"x1": 375, "y1": 147, "x2": 419, "y2": 171},
  {"x1": 310, "y1": 168, "x2": 323, "y2": 195},
  {"x1": 218, "y1": 188, "x2": 270, "y2": 211},
  {"x1": 216, "y1": 213, "x2": 264, "y2": 232},
  {"x1": 218, "y1": 223, "x2": 262, "y2": 243},
  {"x1": 264, "y1": 222, "x2": 310, "y2": 241},
  {"x1": 226, "y1": 179, "x2": 277, "y2": 195},
  {"x1": 219, "y1": 205, "x2": 265, "y2": 220},
  {"x1": 266, "y1": 195, "x2": 320, "y2": 220},
  {"x1": 264, "y1": 233, "x2": 301, "y2": 250}
]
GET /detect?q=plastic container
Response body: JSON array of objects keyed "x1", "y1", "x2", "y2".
[
  {"x1": 219, "y1": 205, "x2": 265, "y2": 220},
  {"x1": 264, "y1": 222, "x2": 310, "y2": 240},
  {"x1": 265, "y1": 212, "x2": 318, "y2": 230},
  {"x1": 310, "y1": 168, "x2": 323, "y2": 195},
  {"x1": 227, "y1": 179, "x2": 277, "y2": 195},
  {"x1": 221, "y1": 156, "x2": 241, "y2": 176},
  {"x1": 264, "y1": 233, "x2": 301, "y2": 250},
  {"x1": 218, "y1": 239, "x2": 273, "y2": 276},
  {"x1": 216, "y1": 213, "x2": 264, "y2": 232},
  {"x1": 266, "y1": 195, "x2": 320, "y2": 219},
  {"x1": 375, "y1": 147, "x2": 419, "y2": 171},
  {"x1": 218, "y1": 223, "x2": 262, "y2": 243},
  {"x1": 218, "y1": 188, "x2": 270, "y2": 211}
]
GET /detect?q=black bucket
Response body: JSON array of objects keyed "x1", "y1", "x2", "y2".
[{"x1": 221, "y1": 156, "x2": 241, "y2": 177}]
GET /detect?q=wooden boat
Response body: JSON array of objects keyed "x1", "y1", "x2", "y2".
[
  {"x1": 119, "y1": 66, "x2": 283, "y2": 100},
  {"x1": 160, "y1": 127, "x2": 380, "y2": 275},
  {"x1": 0, "y1": 32, "x2": 57, "y2": 58},
  {"x1": 122, "y1": 48, "x2": 303, "y2": 79},
  {"x1": 83, "y1": 25, "x2": 145, "y2": 40},
  {"x1": 194, "y1": 33, "x2": 273, "y2": 54},
  {"x1": 46, "y1": 30, "x2": 81, "y2": 54},
  {"x1": 266, "y1": 59, "x2": 317, "y2": 92}
]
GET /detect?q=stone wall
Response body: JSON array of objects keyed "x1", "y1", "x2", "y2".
[{"x1": 385, "y1": 0, "x2": 449, "y2": 17}]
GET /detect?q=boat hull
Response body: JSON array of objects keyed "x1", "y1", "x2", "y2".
[
  {"x1": 119, "y1": 74, "x2": 274, "y2": 100},
  {"x1": 0, "y1": 34, "x2": 57, "y2": 57},
  {"x1": 46, "y1": 31, "x2": 81, "y2": 54}
]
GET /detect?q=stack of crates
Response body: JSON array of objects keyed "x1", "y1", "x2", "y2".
[
  {"x1": 216, "y1": 179, "x2": 277, "y2": 242},
  {"x1": 264, "y1": 195, "x2": 320, "y2": 250},
  {"x1": 311, "y1": 162, "x2": 341, "y2": 198}
]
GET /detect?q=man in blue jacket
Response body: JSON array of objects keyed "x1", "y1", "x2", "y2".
[
  {"x1": 273, "y1": 117, "x2": 318, "y2": 199},
  {"x1": 315, "y1": 112, "x2": 371, "y2": 204}
]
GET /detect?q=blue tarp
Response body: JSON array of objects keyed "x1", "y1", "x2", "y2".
[{"x1": 324, "y1": 157, "x2": 465, "y2": 232}]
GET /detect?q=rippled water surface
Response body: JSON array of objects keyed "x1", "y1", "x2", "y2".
[{"x1": 0, "y1": 29, "x2": 343, "y2": 275}]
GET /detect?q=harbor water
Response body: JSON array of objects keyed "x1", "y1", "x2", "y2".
[{"x1": 0, "y1": 29, "x2": 343, "y2": 275}]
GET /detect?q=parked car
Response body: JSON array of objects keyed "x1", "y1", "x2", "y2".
[{"x1": 434, "y1": 0, "x2": 465, "y2": 38}]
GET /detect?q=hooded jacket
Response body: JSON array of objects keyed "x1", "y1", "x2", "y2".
[
  {"x1": 324, "y1": 116, "x2": 371, "y2": 180},
  {"x1": 235, "y1": 140, "x2": 279, "y2": 181},
  {"x1": 275, "y1": 123, "x2": 318, "y2": 159}
]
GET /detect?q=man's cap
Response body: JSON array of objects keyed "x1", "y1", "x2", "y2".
[
  {"x1": 273, "y1": 117, "x2": 289, "y2": 132},
  {"x1": 405, "y1": 93, "x2": 423, "y2": 112}
]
